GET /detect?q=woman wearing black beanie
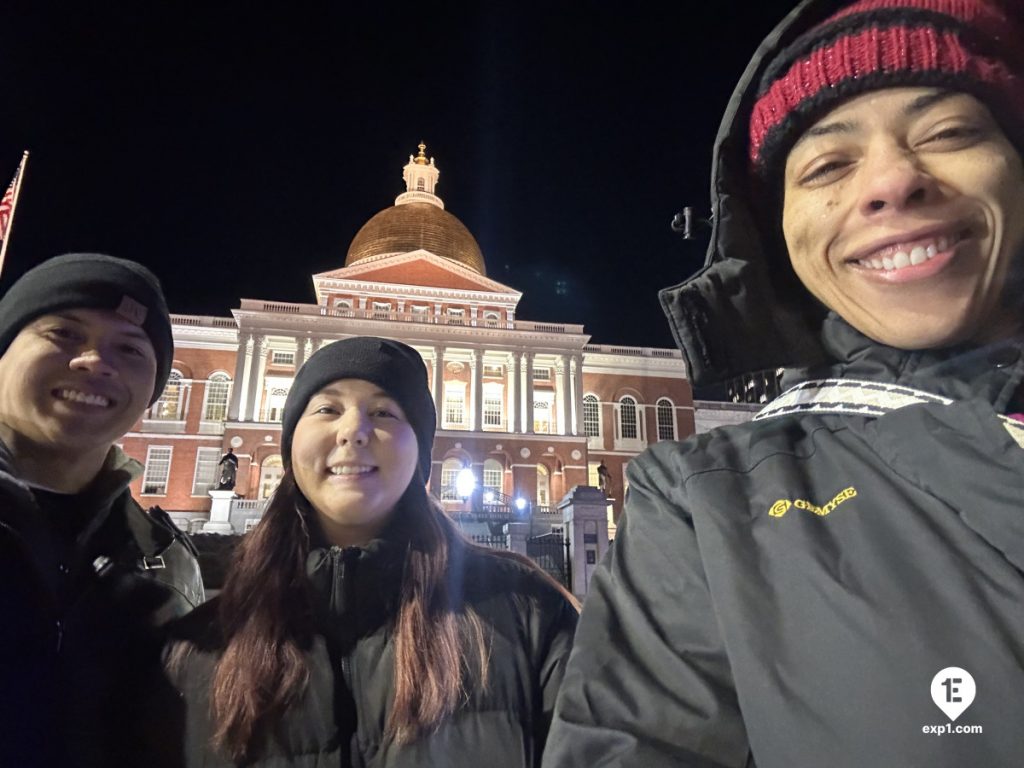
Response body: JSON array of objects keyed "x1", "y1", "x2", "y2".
[{"x1": 165, "y1": 336, "x2": 578, "y2": 767}]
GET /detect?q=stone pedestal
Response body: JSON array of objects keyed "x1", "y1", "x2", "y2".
[
  {"x1": 203, "y1": 490, "x2": 237, "y2": 533},
  {"x1": 504, "y1": 521, "x2": 530, "y2": 557},
  {"x1": 559, "y1": 485, "x2": 610, "y2": 600}
]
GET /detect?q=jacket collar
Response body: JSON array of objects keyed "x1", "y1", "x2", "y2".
[{"x1": 784, "y1": 314, "x2": 1024, "y2": 410}]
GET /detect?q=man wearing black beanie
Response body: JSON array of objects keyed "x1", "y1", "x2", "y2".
[{"x1": 0, "y1": 253, "x2": 204, "y2": 767}]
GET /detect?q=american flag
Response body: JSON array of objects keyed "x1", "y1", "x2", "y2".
[
  {"x1": 0, "y1": 152, "x2": 28, "y2": 275},
  {"x1": 0, "y1": 167, "x2": 19, "y2": 242}
]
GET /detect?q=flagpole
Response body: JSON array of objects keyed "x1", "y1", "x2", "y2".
[{"x1": 0, "y1": 150, "x2": 30, "y2": 277}]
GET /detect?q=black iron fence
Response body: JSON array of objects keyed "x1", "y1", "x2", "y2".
[{"x1": 527, "y1": 531, "x2": 570, "y2": 588}]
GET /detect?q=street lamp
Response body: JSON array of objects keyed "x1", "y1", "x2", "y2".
[{"x1": 455, "y1": 467, "x2": 477, "y2": 500}]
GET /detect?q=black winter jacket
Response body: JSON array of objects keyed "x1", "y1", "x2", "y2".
[
  {"x1": 544, "y1": 1, "x2": 1024, "y2": 766},
  {"x1": 0, "y1": 444, "x2": 205, "y2": 768},
  {"x1": 164, "y1": 536, "x2": 578, "y2": 767}
]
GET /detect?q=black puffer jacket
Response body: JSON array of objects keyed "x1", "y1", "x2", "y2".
[
  {"x1": 544, "y1": 1, "x2": 1024, "y2": 766},
  {"x1": 0, "y1": 443, "x2": 205, "y2": 768},
  {"x1": 165, "y1": 536, "x2": 578, "y2": 767}
]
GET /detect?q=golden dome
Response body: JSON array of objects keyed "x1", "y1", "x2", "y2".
[{"x1": 346, "y1": 202, "x2": 487, "y2": 275}]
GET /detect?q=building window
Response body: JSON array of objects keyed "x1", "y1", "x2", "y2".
[
  {"x1": 192, "y1": 447, "x2": 221, "y2": 495},
  {"x1": 657, "y1": 398, "x2": 676, "y2": 441},
  {"x1": 483, "y1": 459, "x2": 503, "y2": 494},
  {"x1": 411, "y1": 304, "x2": 430, "y2": 317},
  {"x1": 533, "y1": 398, "x2": 552, "y2": 434},
  {"x1": 619, "y1": 396, "x2": 638, "y2": 440},
  {"x1": 265, "y1": 388, "x2": 289, "y2": 423},
  {"x1": 334, "y1": 299, "x2": 353, "y2": 313},
  {"x1": 142, "y1": 446, "x2": 172, "y2": 495},
  {"x1": 444, "y1": 386, "x2": 465, "y2": 428},
  {"x1": 440, "y1": 458, "x2": 463, "y2": 500},
  {"x1": 537, "y1": 464, "x2": 550, "y2": 507},
  {"x1": 532, "y1": 366, "x2": 550, "y2": 381},
  {"x1": 583, "y1": 394, "x2": 600, "y2": 437},
  {"x1": 484, "y1": 363, "x2": 504, "y2": 377},
  {"x1": 202, "y1": 373, "x2": 231, "y2": 422},
  {"x1": 417, "y1": 178, "x2": 425, "y2": 191},
  {"x1": 372, "y1": 301, "x2": 392, "y2": 318},
  {"x1": 150, "y1": 370, "x2": 185, "y2": 421},
  {"x1": 588, "y1": 461, "x2": 601, "y2": 487},
  {"x1": 271, "y1": 350, "x2": 294, "y2": 366},
  {"x1": 483, "y1": 311, "x2": 501, "y2": 327},
  {"x1": 483, "y1": 395, "x2": 502, "y2": 427},
  {"x1": 260, "y1": 455, "x2": 284, "y2": 499},
  {"x1": 446, "y1": 308, "x2": 465, "y2": 325}
]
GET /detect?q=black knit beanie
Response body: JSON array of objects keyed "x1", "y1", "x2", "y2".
[
  {"x1": 0, "y1": 253, "x2": 174, "y2": 404},
  {"x1": 281, "y1": 337, "x2": 436, "y2": 480}
]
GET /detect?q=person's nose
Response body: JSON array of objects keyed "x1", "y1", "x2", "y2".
[
  {"x1": 336, "y1": 408, "x2": 370, "y2": 447},
  {"x1": 69, "y1": 346, "x2": 117, "y2": 378},
  {"x1": 858, "y1": 142, "x2": 939, "y2": 217}
]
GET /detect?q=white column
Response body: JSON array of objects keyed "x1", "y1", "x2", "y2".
[
  {"x1": 561, "y1": 355, "x2": 573, "y2": 436},
  {"x1": 472, "y1": 349, "x2": 483, "y2": 431},
  {"x1": 513, "y1": 352, "x2": 522, "y2": 433},
  {"x1": 506, "y1": 353, "x2": 516, "y2": 433},
  {"x1": 433, "y1": 346, "x2": 444, "y2": 418},
  {"x1": 294, "y1": 336, "x2": 308, "y2": 370},
  {"x1": 572, "y1": 354, "x2": 584, "y2": 436},
  {"x1": 525, "y1": 352, "x2": 536, "y2": 435},
  {"x1": 228, "y1": 332, "x2": 251, "y2": 421},
  {"x1": 244, "y1": 335, "x2": 264, "y2": 422}
]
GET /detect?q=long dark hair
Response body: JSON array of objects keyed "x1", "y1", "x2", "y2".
[{"x1": 199, "y1": 468, "x2": 572, "y2": 762}]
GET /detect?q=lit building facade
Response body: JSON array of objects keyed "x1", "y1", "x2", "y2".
[{"x1": 121, "y1": 145, "x2": 692, "y2": 540}]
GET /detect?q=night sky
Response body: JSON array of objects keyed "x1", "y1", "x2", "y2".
[{"x1": 1, "y1": 2, "x2": 796, "y2": 349}]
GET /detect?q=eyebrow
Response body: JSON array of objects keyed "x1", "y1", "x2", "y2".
[
  {"x1": 791, "y1": 90, "x2": 959, "y2": 154},
  {"x1": 53, "y1": 311, "x2": 151, "y2": 341},
  {"x1": 316, "y1": 385, "x2": 393, "y2": 400}
]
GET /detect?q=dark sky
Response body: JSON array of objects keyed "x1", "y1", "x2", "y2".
[{"x1": 1, "y1": 2, "x2": 795, "y2": 349}]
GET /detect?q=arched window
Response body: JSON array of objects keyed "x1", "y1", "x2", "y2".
[
  {"x1": 656, "y1": 398, "x2": 676, "y2": 441},
  {"x1": 259, "y1": 455, "x2": 284, "y2": 499},
  {"x1": 440, "y1": 457, "x2": 463, "y2": 500},
  {"x1": 618, "y1": 396, "x2": 638, "y2": 440},
  {"x1": 150, "y1": 370, "x2": 185, "y2": 420},
  {"x1": 417, "y1": 178, "x2": 425, "y2": 191},
  {"x1": 583, "y1": 394, "x2": 600, "y2": 437},
  {"x1": 536, "y1": 464, "x2": 550, "y2": 507},
  {"x1": 483, "y1": 459, "x2": 503, "y2": 495},
  {"x1": 483, "y1": 311, "x2": 501, "y2": 327},
  {"x1": 202, "y1": 372, "x2": 232, "y2": 422}
]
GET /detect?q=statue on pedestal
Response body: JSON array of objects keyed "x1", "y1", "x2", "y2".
[{"x1": 216, "y1": 447, "x2": 239, "y2": 491}]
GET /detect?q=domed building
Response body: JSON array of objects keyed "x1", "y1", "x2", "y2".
[{"x1": 121, "y1": 144, "x2": 693, "y2": 598}]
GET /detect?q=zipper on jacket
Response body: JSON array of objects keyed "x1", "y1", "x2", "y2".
[
  {"x1": 55, "y1": 619, "x2": 63, "y2": 653},
  {"x1": 335, "y1": 546, "x2": 361, "y2": 689}
]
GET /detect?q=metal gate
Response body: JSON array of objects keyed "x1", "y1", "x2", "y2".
[{"x1": 527, "y1": 531, "x2": 570, "y2": 588}]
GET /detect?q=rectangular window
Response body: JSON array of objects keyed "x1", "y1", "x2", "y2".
[
  {"x1": 372, "y1": 301, "x2": 392, "y2": 319},
  {"x1": 484, "y1": 364, "x2": 504, "y2": 377},
  {"x1": 411, "y1": 304, "x2": 429, "y2": 315},
  {"x1": 483, "y1": 467, "x2": 502, "y2": 492},
  {"x1": 142, "y1": 446, "x2": 173, "y2": 495},
  {"x1": 532, "y1": 367, "x2": 550, "y2": 381},
  {"x1": 202, "y1": 377, "x2": 231, "y2": 421},
  {"x1": 440, "y1": 466, "x2": 460, "y2": 501},
  {"x1": 533, "y1": 400, "x2": 552, "y2": 434},
  {"x1": 483, "y1": 395, "x2": 502, "y2": 427},
  {"x1": 191, "y1": 447, "x2": 221, "y2": 495},
  {"x1": 583, "y1": 397, "x2": 601, "y2": 437},
  {"x1": 271, "y1": 350, "x2": 294, "y2": 366},
  {"x1": 444, "y1": 390, "x2": 465, "y2": 426}
]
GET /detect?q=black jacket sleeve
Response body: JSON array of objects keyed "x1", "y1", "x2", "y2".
[{"x1": 542, "y1": 452, "x2": 752, "y2": 767}]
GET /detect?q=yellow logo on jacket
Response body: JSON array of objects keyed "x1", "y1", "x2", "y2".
[{"x1": 768, "y1": 487, "x2": 857, "y2": 518}]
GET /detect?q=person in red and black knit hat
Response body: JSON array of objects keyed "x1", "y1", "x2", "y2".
[{"x1": 545, "y1": 1, "x2": 1024, "y2": 766}]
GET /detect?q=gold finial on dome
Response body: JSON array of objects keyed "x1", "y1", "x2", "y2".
[{"x1": 415, "y1": 142, "x2": 429, "y2": 165}]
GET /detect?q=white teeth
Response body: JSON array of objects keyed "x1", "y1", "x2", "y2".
[
  {"x1": 59, "y1": 389, "x2": 110, "y2": 407},
  {"x1": 329, "y1": 465, "x2": 374, "y2": 475},
  {"x1": 858, "y1": 235, "x2": 954, "y2": 272}
]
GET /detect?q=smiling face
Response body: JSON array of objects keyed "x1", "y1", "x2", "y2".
[
  {"x1": 782, "y1": 87, "x2": 1024, "y2": 349},
  {"x1": 290, "y1": 378, "x2": 419, "y2": 547},
  {"x1": 0, "y1": 308, "x2": 157, "y2": 471}
]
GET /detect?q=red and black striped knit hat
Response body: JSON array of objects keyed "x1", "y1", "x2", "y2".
[{"x1": 749, "y1": 0, "x2": 1024, "y2": 177}]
